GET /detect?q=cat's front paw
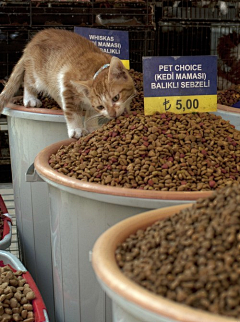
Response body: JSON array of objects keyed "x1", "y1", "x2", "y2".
[{"x1": 68, "y1": 128, "x2": 88, "y2": 139}]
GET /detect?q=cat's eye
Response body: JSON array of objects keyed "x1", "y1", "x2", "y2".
[
  {"x1": 97, "y1": 105, "x2": 105, "y2": 111},
  {"x1": 112, "y1": 94, "x2": 119, "y2": 102}
]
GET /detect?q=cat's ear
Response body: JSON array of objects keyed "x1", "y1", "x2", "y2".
[
  {"x1": 70, "y1": 80, "x2": 92, "y2": 96},
  {"x1": 108, "y1": 57, "x2": 128, "y2": 83}
]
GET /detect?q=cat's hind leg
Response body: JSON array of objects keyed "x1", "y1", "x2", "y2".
[
  {"x1": 23, "y1": 86, "x2": 42, "y2": 108},
  {"x1": 23, "y1": 71, "x2": 42, "y2": 107}
]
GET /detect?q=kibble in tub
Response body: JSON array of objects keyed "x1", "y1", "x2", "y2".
[{"x1": 0, "y1": 264, "x2": 36, "y2": 321}]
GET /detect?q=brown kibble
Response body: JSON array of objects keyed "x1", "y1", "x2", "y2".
[
  {"x1": 21, "y1": 309, "x2": 28, "y2": 319},
  {"x1": 27, "y1": 311, "x2": 34, "y2": 318},
  {"x1": 12, "y1": 308, "x2": 20, "y2": 314},
  {"x1": 25, "y1": 291, "x2": 35, "y2": 301},
  {"x1": 9, "y1": 279, "x2": 19, "y2": 287},
  {"x1": 22, "y1": 304, "x2": 32, "y2": 311},
  {"x1": 4, "y1": 286, "x2": 12, "y2": 294},
  {"x1": 4, "y1": 308, "x2": 12, "y2": 315},
  {"x1": 0, "y1": 294, "x2": 6, "y2": 301},
  {"x1": 13, "y1": 271, "x2": 23, "y2": 277},
  {"x1": 12, "y1": 313, "x2": 22, "y2": 321},
  {"x1": 14, "y1": 292, "x2": 22, "y2": 302},
  {"x1": 1, "y1": 313, "x2": 12, "y2": 321},
  {"x1": 5, "y1": 292, "x2": 13, "y2": 300},
  {"x1": 10, "y1": 297, "x2": 18, "y2": 308},
  {"x1": 0, "y1": 266, "x2": 36, "y2": 322},
  {"x1": 20, "y1": 297, "x2": 28, "y2": 305},
  {"x1": 23, "y1": 288, "x2": 32, "y2": 296},
  {"x1": 0, "y1": 305, "x2": 4, "y2": 315},
  {"x1": 18, "y1": 279, "x2": 26, "y2": 287},
  {"x1": 176, "y1": 289, "x2": 188, "y2": 302},
  {"x1": 105, "y1": 175, "x2": 112, "y2": 184},
  {"x1": 1, "y1": 282, "x2": 9, "y2": 290}
]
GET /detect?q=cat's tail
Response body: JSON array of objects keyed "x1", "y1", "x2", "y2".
[{"x1": 0, "y1": 56, "x2": 25, "y2": 113}]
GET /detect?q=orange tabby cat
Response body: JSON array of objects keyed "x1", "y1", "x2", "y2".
[{"x1": 0, "y1": 28, "x2": 136, "y2": 138}]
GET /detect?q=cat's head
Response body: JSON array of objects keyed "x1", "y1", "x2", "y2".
[{"x1": 71, "y1": 57, "x2": 136, "y2": 119}]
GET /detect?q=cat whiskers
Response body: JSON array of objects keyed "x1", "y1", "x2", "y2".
[
  {"x1": 123, "y1": 92, "x2": 137, "y2": 105},
  {"x1": 123, "y1": 91, "x2": 137, "y2": 114}
]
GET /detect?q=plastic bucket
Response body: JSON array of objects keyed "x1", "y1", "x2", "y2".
[
  {"x1": 92, "y1": 205, "x2": 236, "y2": 322},
  {"x1": 34, "y1": 138, "x2": 215, "y2": 322},
  {"x1": 2, "y1": 102, "x2": 67, "y2": 322}
]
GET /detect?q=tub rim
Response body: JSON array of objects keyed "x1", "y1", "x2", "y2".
[
  {"x1": 217, "y1": 103, "x2": 240, "y2": 115},
  {"x1": 3, "y1": 100, "x2": 239, "y2": 125},
  {"x1": 3, "y1": 96, "x2": 240, "y2": 116},
  {"x1": 5, "y1": 101, "x2": 240, "y2": 115},
  {"x1": 92, "y1": 205, "x2": 237, "y2": 322},
  {"x1": 3, "y1": 106, "x2": 65, "y2": 123},
  {"x1": 3, "y1": 98, "x2": 65, "y2": 123},
  {"x1": 5, "y1": 96, "x2": 64, "y2": 115},
  {"x1": 34, "y1": 138, "x2": 214, "y2": 201}
]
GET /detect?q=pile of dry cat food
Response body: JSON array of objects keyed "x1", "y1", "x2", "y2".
[
  {"x1": 49, "y1": 111, "x2": 240, "y2": 191},
  {"x1": 115, "y1": 184, "x2": 240, "y2": 318},
  {"x1": 217, "y1": 84, "x2": 240, "y2": 107},
  {"x1": 129, "y1": 70, "x2": 144, "y2": 112},
  {"x1": 0, "y1": 265, "x2": 35, "y2": 321}
]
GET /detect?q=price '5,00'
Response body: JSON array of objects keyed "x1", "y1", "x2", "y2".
[
  {"x1": 144, "y1": 95, "x2": 217, "y2": 115},
  {"x1": 164, "y1": 98, "x2": 199, "y2": 112}
]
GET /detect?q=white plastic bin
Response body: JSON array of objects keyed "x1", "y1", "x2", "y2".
[
  {"x1": 34, "y1": 139, "x2": 214, "y2": 322},
  {"x1": 92, "y1": 205, "x2": 233, "y2": 322},
  {"x1": 3, "y1": 102, "x2": 68, "y2": 322}
]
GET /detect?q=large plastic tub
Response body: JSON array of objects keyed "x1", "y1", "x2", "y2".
[
  {"x1": 34, "y1": 139, "x2": 215, "y2": 322},
  {"x1": 2, "y1": 102, "x2": 67, "y2": 322},
  {"x1": 0, "y1": 250, "x2": 49, "y2": 322},
  {"x1": 92, "y1": 205, "x2": 234, "y2": 322},
  {"x1": 0, "y1": 195, "x2": 12, "y2": 250}
]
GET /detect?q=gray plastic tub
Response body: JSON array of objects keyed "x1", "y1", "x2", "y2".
[
  {"x1": 92, "y1": 205, "x2": 231, "y2": 322},
  {"x1": 3, "y1": 103, "x2": 67, "y2": 322},
  {"x1": 34, "y1": 139, "x2": 214, "y2": 322}
]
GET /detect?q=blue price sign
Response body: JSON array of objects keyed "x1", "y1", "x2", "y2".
[
  {"x1": 74, "y1": 27, "x2": 130, "y2": 69},
  {"x1": 143, "y1": 56, "x2": 217, "y2": 115}
]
